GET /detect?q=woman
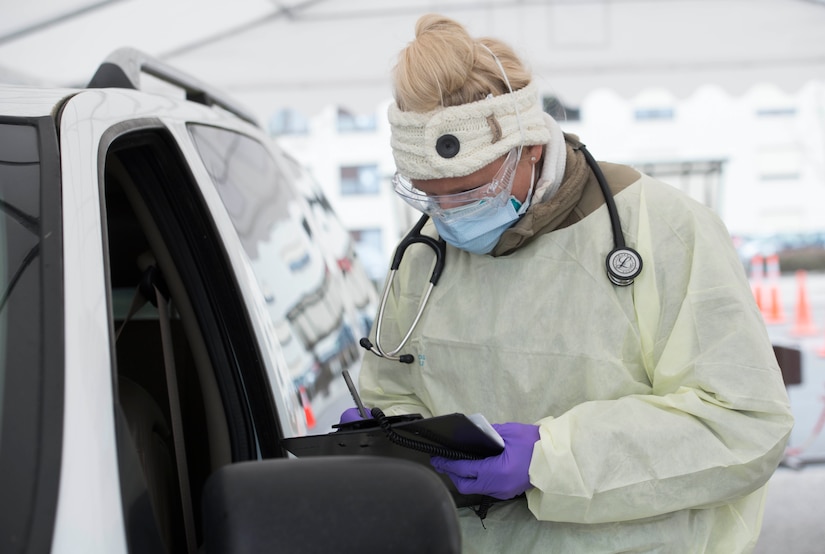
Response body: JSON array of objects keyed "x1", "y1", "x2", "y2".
[{"x1": 355, "y1": 13, "x2": 793, "y2": 553}]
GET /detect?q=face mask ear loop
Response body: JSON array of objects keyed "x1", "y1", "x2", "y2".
[{"x1": 517, "y1": 161, "x2": 536, "y2": 215}]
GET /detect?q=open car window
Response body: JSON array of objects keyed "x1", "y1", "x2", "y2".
[
  {"x1": 103, "y1": 127, "x2": 285, "y2": 552},
  {"x1": 188, "y1": 124, "x2": 362, "y2": 423}
]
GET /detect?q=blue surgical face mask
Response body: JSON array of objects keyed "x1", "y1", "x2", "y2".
[
  {"x1": 434, "y1": 196, "x2": 524, "y2": 254},
  {"x1": 433, "y1": 164, "x2": 534, "y2": 255}
]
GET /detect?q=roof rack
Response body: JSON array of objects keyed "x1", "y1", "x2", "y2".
[{"x1": 87, "y1": 47, "x2": 259, "y2": 127}]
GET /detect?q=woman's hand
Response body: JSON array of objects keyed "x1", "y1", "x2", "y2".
[{"x1": 430, "y1": 422, "x2": 540, "y2": 500}]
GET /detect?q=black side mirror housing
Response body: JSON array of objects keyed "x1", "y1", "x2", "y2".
[{"x1": 201, "y1": 456, "x2": 462, "y2": 553}]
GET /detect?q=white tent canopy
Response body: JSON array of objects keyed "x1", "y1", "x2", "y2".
[{"x1": 2, "y1": 0, "x2": 825, "y2": 119}]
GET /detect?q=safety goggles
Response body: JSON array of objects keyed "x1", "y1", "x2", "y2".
[{"x1": 393, "y1": 147, "x2": 521, "y2": 223}]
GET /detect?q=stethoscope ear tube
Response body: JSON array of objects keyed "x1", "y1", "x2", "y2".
[
  {"x1": 390, "y1": 216, "x2": 446, "y2": 285},
  {"x1": 360, "y1": 336, "x2": 415, "y2": 364},
  {"x1": 361, "y1": 214, "x2": 446, "y2": 363},
  {"x1": 576, "y1": 143, "x2": 643, "y2": 287}
]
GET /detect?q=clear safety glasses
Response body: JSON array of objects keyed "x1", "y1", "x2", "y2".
[{"x1": 392, "y1": 147, "x2": 521, "y2": 223}]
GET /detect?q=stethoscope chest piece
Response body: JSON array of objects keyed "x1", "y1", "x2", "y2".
[
  {"x1": 606, "y1": 246, "x2": 643, "y2": 286},
  {"x1": 576, "y1": 142, "x2": 644, "y2": 287}
]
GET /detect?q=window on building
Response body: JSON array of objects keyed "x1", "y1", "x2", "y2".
[
  {"x1": 340, "y1": 164, "x2": 380, "y2": 195},
  {"x1": 337, "y1": 108, "x2": 377, "y2": 132},
  {"x1": 757, "y1": 147, "x2": 802, "y2": 181},
  {"x1": 542, "y1": 95, "x2": 580, "y2": 122},
  {"x1": 350, "y1": 228, "x2": 384, "y2": 282},
  {"x1": 635, "y1": 159, "x2": 724, "y2": 211},
  {"x1": 634, "y1": 107, "x2": 674, "y2": 121},
  {"x1": 632, "y1": 89, "x2": 676, "y2": 122},
  {"x1": 751, "y1": 85, "x2": 797, "y2": 119},
  {"x1": 268, "y1": 108, "x2": 309, "y2": 136},
  {"x1": 755, "y1": 107, "x2": 797, "y2": 118}
]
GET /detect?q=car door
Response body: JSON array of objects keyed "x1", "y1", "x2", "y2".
[
  {"x1": 56, "y1": 89, "x2": 299, "y2": 553},
  {"x1": 3, "y1": 81, "x2": 461, "y2": 554}
]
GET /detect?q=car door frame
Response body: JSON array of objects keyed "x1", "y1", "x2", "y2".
[{"x1": 54, "y1": 89, "x2": 297, "y2": 553}]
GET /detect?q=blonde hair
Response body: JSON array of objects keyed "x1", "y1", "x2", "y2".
[{"x1": 393, "y1": 14, "x2": 533, "y2": 112}]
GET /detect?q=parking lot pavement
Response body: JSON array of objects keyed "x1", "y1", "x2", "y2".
[{"x1": 754, "y1": 465, "x2": 825, "y2": 553}]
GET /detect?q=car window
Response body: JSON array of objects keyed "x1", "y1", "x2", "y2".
[
  {"x1": 280, "y1": 153, "x2": 378, "y2": 324},
  {"x1": 104, "y1": 128, "x2": 289, "y2": 553},
  {"x1": 0, "y1": 122, "x2": 41, "y2": 431},
  {"x1": 188, "y1": 124, "x2": 361, "y2": 425},
  {"x1": 0, "y1": 118, "x2": 63, "y2": 554}
]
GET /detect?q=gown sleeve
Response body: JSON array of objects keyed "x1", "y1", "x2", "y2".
[{"x1": 526, "y1": 180, "x2": 794, "y2": 523}]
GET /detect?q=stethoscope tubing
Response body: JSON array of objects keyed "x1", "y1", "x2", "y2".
[
  {"x1": 361, "y1": 144, "x2": 642, "y2": 363},
  {"x1": 374, "y1": 272, "x2": 434, "y2": 358},
  {"x1": 361, "y1": 214, "x2": 446, "y2": 363},
  {"x1": 577, "y1": 143, "x2": 643, "y2": 286},
  {"x1": 577, "y1": 144, "x2": 627, "y2": 250}
]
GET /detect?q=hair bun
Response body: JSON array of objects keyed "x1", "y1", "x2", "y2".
[{"x1": 394, "y1": 13, "x2": 532, "y2": 112}]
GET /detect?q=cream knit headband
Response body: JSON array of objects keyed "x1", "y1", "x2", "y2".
[{"x1": 388, "y1": 82, "x2": 551, "y2": 180}]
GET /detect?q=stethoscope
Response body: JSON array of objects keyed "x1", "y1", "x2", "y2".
[
  {"x1": 359, "y1": 214, "x2": 445, "y2": 364},
  {"x1": 360, "y1": 144, "x2": 643, "y2": 364}
]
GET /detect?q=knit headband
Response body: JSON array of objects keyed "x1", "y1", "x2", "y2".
[{"x1": 388, "y1": 82, "x2": 551, "y2": 180}]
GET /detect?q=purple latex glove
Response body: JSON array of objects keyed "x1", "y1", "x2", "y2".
[
  {"x1": 339, "y1": 406, "x2": 373, "y2": 424},
  {"x1": 430, "y1": 422, "x2": 540, "y2": 500}
]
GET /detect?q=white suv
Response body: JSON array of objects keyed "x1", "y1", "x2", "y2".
[{"x1": 0, "y1": 49, "x2": 459, "y2": 553}]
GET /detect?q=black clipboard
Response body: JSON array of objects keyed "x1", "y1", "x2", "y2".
[{"x1": 281, "y1": 412, "x2": 504, "y2": 507}]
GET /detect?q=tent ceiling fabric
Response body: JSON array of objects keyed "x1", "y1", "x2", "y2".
[{"x1": 1, "y1": 0, "x2": 824, "y2": 117}]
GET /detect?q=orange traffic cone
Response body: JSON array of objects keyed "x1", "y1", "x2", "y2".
[
  {"x1": 763, "y1": 254, "x2": 785, "y2": 325},
  {"x1": 792, "y1": 270, "x2": 818, "y2": 336},
  {"x1": 299, "y1": 386, "x2": 316, "y2": 429}
]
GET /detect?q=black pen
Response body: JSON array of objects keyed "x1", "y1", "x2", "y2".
[{"x1": 342, "y1": 368, "x2": 369, "y2": 419}]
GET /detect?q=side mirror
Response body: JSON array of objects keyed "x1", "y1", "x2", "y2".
[{"x1": 201, "y1": 456, "x2": 462, "y2": 553}]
